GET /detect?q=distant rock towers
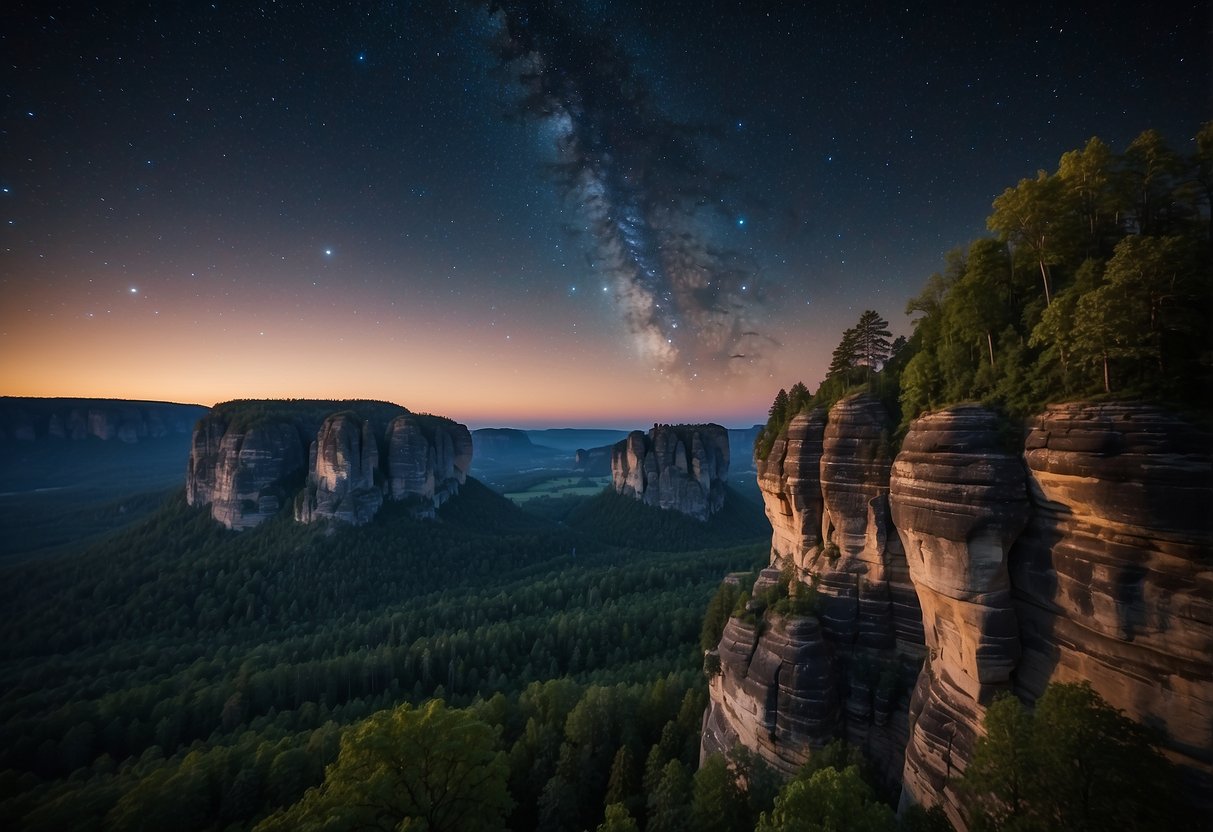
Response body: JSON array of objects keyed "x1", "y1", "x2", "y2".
[{"x1": 610, "y1": 423, "x2": 730, "y2": 521}]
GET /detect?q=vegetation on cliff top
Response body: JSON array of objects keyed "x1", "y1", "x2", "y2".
[{"x1": 759, "y1": 124, "x2": 1213, "y2": 459}]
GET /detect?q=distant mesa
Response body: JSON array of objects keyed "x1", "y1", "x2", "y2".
[
  {"x1": 0, "y1": 397, "x2": 208, "y2": 443},
  {"x1": 610, "y1": 423, "x2": 730, "y2": 521},
  {"x1": 187, "y1": 400, "x2": 472, "y2": 530},
  {"x1": 471, "y1": 427, "x2": 536, "y2": 454}
]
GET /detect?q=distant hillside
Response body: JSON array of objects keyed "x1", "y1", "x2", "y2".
[
  {"x1": 524, "y1": 428, "x2": 631, "y2": 452},
  {"x1": 565, "y1": 486, "x2": 771, "y2": 551},
  {"x1": 0, "y1": 397, "x2": 207, "y2": 442},
  {"x1": 0, "y1": 398, "x2": 209, "y2": 560}
]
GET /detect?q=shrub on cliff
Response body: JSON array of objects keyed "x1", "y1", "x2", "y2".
[{"x1": 958, "y1": 682, "x2": 1183, "y2": 832}]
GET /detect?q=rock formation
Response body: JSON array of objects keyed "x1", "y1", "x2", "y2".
[
  {"x1": 706, "y1": 394, "x2": 924, "y2": 786},
  {"x1": 187, "y1": 401, "x2": 473, "y2": 529},
  {"x1": 610, "y1": 423, "x2": 729, "y2": 521},
  {"x1": 295, "y1": 413, "x2": 383, "y2": 525},
  {"x1": 0, "y1": 397, "x2": 206, "y2": 443},
  {"x1": 703, "y1": 572, "x2": 840, "y2": 776},
  {"x1": 717, "y1": 398, "x2": 1211, "y2": 827},
  {"x1": 756, "y1": 409, "x2": 827, "y2": 566},
  {"x1": 889, "y1": 405, "x2": 1031, "y2": 827},
  {"x1": 187, "y1": 415, "x2": 307, "y2": 531},
  {"x1": 1012, "y1": 403, "x2": 1212, "y2": 799},
  {"x1": 384, "y1": 413, "x2": 472, "y2": 513}
]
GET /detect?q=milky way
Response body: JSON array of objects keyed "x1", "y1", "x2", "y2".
[{"x1": 484, "y1": 1, "x2": 771, "y2": 382}]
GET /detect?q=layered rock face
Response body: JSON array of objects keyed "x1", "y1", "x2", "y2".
[
  {"x1": 1013, "y1": 403, "x2": 1213, "y2": 795},
  {"x1": 707, "y1": 394, "x2": 924, "y2": 786},
  {"x1": 383, "y1": 414, "x2": 472, "y2": 513},
  {"x1": 703, "y1": 576, "x2": 839, "y2": 776},
  {"x1": 187, "y1": 417, "x2": 307, "y2": 531},
  {"x1": 0, "y1": 398, "x2": 206, "y2": 443},
  {"x1": 710, "y1": 397, "x2": 1211, "y2": 824},
  {"x1": 890, "y1": 406, "x2": 1031, "y2": 827},
  {"x1": 188, "y1": 402, "x2": 473, "y2": 530},
  {"x1": 756, "y1": 409, "x2": 826, "y2": 565},
  {"x1": 295, "y1": 414, "x2": 383, "y2": 525},
  {"x1": 611, "y1": 424, "x2": 729, "y2": 520}
]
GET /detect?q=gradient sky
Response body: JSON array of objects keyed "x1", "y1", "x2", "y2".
[{"x1": 1, "y1": 1, "x2": 1207, "y2": 428}]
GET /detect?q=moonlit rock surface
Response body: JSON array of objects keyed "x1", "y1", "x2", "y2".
[
  {"x1": 295, "y1": 413, "x2": 383, "y2": 525},
  {"x1": 704, "y1": 394, "x2": 924, "y2": 788},
  {"x1": 386, "y1": 414, "x2": 472, "y2": 514},
  {"x1": 187, "y1": 416, "x2": 306, "y2": 530},
  {"x1": 187, "y1": 403, "x2": 473, "y2": 529},
  {"x1": 756, "y1": 408, "x2": 827, "y2": 566}
]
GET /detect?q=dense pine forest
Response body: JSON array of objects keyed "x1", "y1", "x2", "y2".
[{"x1": 0, "y1": 478, "x2": 771, "y2": 830}]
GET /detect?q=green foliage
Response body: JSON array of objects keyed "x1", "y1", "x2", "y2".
[
  {"x1": 901, "y1": 125, "x2": 1212, "y2": 425},
  {"x1": 564, "y1": 487, "x2": 771, "y2": 552},
  {"x1": 959, "y1": 682, "x2": 1184, "y2": 832},
  {"x1": 255, "y1": 699, "x2": 511, "y2": 832},
  {"x1": 700, "y1": 581, "x2": 742, "y2": 650},
  {"x1": 690, "y1": 753, "x2": 748, "y2": 832},
  {"x1": 0, "y1": 474, "x2": 765, "y2": 830},
  {"x1": 597, "y1": 802, "x2": 640, "y2": 832},
  {"x1": 756, "y1": 309, "x2": 905, "y2": 461},
  {"x1": 211, "y1": 398, "x2": 411, "y2": 436},
  {"x1": 757, "y1": 765, "x2": 896, "y2": 832},
  {"x1": 647, "y1": 759, "x2": 692, "y2": 832}
]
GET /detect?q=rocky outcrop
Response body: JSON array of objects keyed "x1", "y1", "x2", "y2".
[
  {"x1": 0, "y1": 398, "x2": 206, "y2": 443},
  {"x1": 703, "y1": 575, "x2": 840, "y2": 776},
  {"x1": 1012, "y1": 403, "x2": 1213, "y2": 797},
  {"x1": 573, "y1": 445, "x2": 613, "y2": 476},
  {"x1": 890, "y1": 405, "x2": 1031, "y2": 827},
  {"x1": 707, "y1": 394, "x2": 924, "y2": 787},
  {"x1": 611, "y1": 424, "x2": 729, "y2": 521},
  {"x1": 187, "y1": 416, "x2": 307, "y2": 531},
  {"x1": 709, "y1": 398, "x2": 1212, "y2": 823},
  {"x1": 188, "y1": 401, "x2": 473, "y2": 530},
  {"x1": 295, "y1": 413, "x2": 383, "y2": 525},
  {"x1": 384, "y1": 414, "x2": 472, "y2": 513},
  {"x1": 756, "y1": 409, "x2": 827, "y2": 567}
]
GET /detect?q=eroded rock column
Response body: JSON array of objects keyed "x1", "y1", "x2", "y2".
[{"x1": 890, "y1": 404, "x2": 1030, "y2": 827}]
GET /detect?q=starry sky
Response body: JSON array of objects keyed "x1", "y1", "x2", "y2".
[{"x1": 1, "y1": 1, "x2": 1207, "y2": 428}]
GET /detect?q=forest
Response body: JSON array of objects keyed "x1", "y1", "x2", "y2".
[
  {"x1": 0, "y1": 475, "x2": 775, "y2": 830},
  {"x1": 759, "y1": 124, "x2": 1213, "y2": 451}
]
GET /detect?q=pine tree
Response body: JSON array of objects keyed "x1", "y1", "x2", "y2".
[
  {"x1": 853, "y1": 310, "x2": 892, "y2": 371},
  {"x1": 826, "y1": 328, "x2": 859, "y2": 382}
]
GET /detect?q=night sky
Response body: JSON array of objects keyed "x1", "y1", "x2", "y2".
[{"x1": 1, "y1": 1, "x2": 1207, "y2": 428}]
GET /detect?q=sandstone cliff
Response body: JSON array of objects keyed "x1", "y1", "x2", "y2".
[
  {"x1": 1012, "y1": 403, "x2": 1212, "y2": 798},
  {"x1": 295, "y1": 413, "x2": 383, "y2": 525},
  {"x1": 187, "y1": 414, "x2": 308, "y2": 530},
  {"x1": 611, "y1": 423, "x2": 729, "y2": 521},
  {"x1": 889, "y1": 405, "x2": 1031, "y2": 827},
  {"x1": 706, "y1": 394, "x2": 924, "y2": 785},
  {"x1": 187, "y1": 401, "x2": 472, "y2": 529},
  {"x1": 706, "y1": 398, "x2": 1211, "y2": 824},
  {"x1": 0, "y1": 397, "x2": 206, "y2": 443}
]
